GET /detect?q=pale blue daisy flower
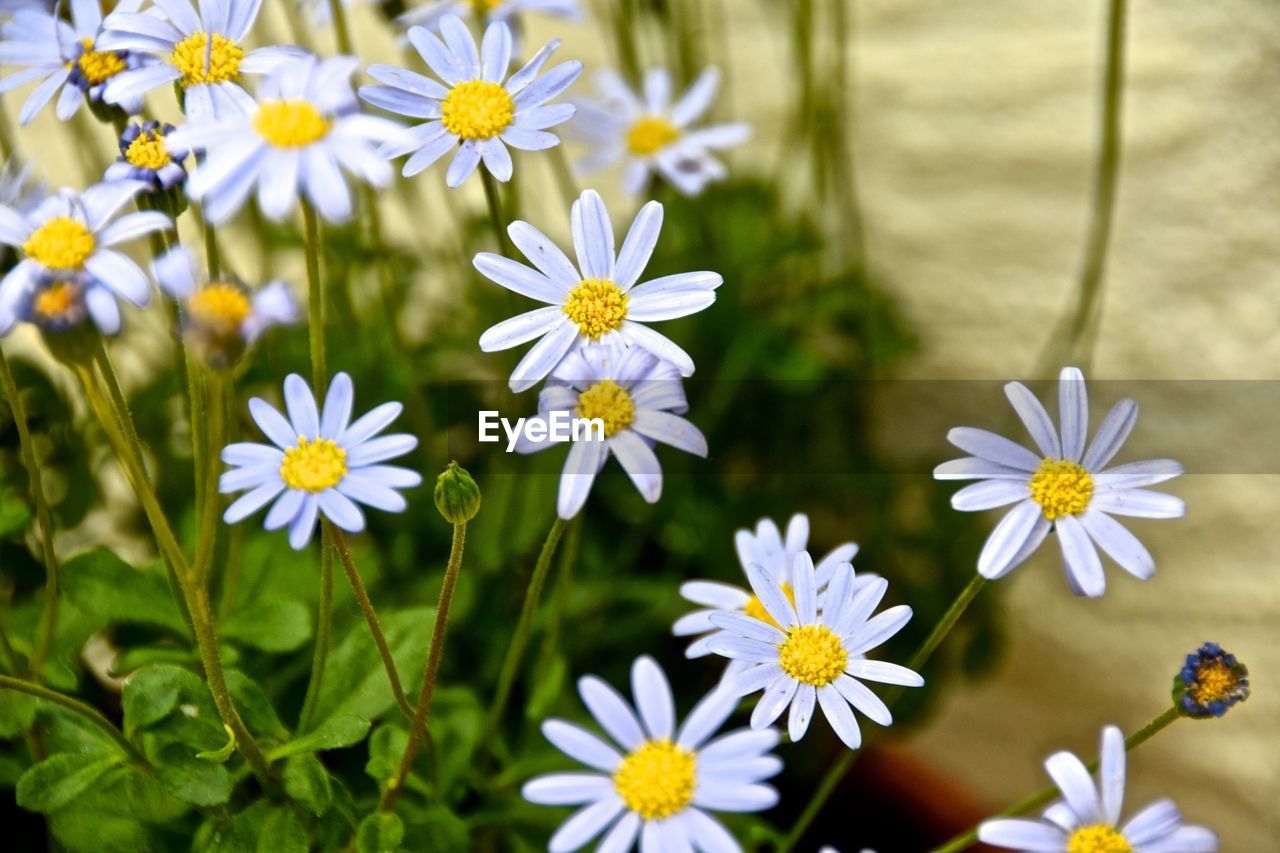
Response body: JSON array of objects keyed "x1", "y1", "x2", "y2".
[
  {"x1": 397, "y1": 0, "x2": 581, "y2": 38},
  {"x1": 358, "y1": 15, "x2": 581, "y2": 186},
  {"x1": 167, "y1": 55, "x2": 405, "y2": 225},
  {"x1": 221, "y1": 372, "x2": 422, "y2": 549},
  {"x1": 476, "y1": 189, "x2": 721, "y2": 391}
]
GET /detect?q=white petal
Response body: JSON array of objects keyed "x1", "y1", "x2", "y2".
[
  {"x1": 556, "y1": 436, "x2": 605, "y2": 518},
  {"x1": 675, "y1": 687, "x2": 736, "y2": 750},
  {"x1": 1098, "y1": 725, "x2": 1126, "y2": 826},
  {"x1": 1057, "y1": 514, "x2": 1106, "y2": 598},
  {"x1": 706, "y1": 611, "x2": 785, "y2": 644},
  {"x1": 679, "y1": 580, "x2": 750, "y2": 609},
  {"x1": 522, "y1": 772, "x2": 613, "y2": 806},
  {"x1": 843, "y1": 659, "x2": 923, "y2": 687},
  {"x1": 1083, "y1": 398, "x2": 1138, "y2": 471},
  {"x1": 1081, "y1": 510, "x2": 1154, "y2": 580},
  {"x1": 934, "y1": 457, "x2": 1032, "y2": 481},
  {"x1": 473, "y1": 252, "x2": 566, "y2": 303},
  {"x1": 743, "y1": 563, "x2": 796, "y2": 630},
  {"x1": 787, "y1": 683, "x2": 816, "y2": 741},
  {"x1": 608, "y1": 431, "x2": 663, "y2": 503},
  {"x1": 613, "y1": 200, "x2": 661, "y2": 289},
  {"x1": 542, "y1": 720, "x2": 622, "y2": 772},
  {"x1": 1094, "y1": 459, "x2": 1183, "y2": 488},
  {"x1": 283, "y1": 374, "x2": 320, "y2": 438},
  {"x1": 951, "y1": 479, "x2": 1032, "y2": 511},
  {"x1": 977, "y1": 819, "x2": 1067, "y2": 851},
  {"x1": 720, "y1": 663, "x2": 783, "y2": 698},
  {"x1": 318, "y1": 489, "x2": 365, "y2": 533},
  {"x1": 690, "y1": 783, "x2": 777, "y2": 813},
  {"x1": 1044, "y1": 750, "x2": 1102, "y2": 825},
  {"x1": 977, "y1": 500, "x2": 1043, "y2": 579},
  {"x1": 1139, "y1": 826, "x2": 1218, "y2": 853},
  {"x1": 1121, "y1": 799, "x2": 1182, "y2": 845},
  {"x1": 577, "y1": 675, "x2": 643, "y2": 750},
  {"x1": 1005, "y1": 381, "x2": 1063, "y2": 458},
  {"x1": 749, "y1": 676, "x2": 796, "y2": 729},
  {"x1": 630, "y1": 656, "x2": 675, "y2": 740},
  {"x1": 508, "y1": 220, "x2": 581, "y2": 285},
  {"x1": 1059, "y1": 366, "x2": 1088, "y2": 462},
  {"x1": 816, "y1": 684, "x2": 862, "y2": 749},
  {"x1": 946, "y1": 427, "x2": 1041, "y2": 471},
  {"x1": 478, "y1": 306, "x2": 566, "y2": 351},
  {"x1": 832, "y1": 674, "x2": 892, "y2": 726},
  {"x1": 249, "y1": 397, "x2": 298, "y2": 449},
  {"x1": 548, "y1": 797, "x2": 624, "y2": 853},
  {"x1": 570, "y1": 189, "x2": 614, "y2": 280},
  {"x1": 83, "y1": 250, "x2": 150, "y2": 306}
]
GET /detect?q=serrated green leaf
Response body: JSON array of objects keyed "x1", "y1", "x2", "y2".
[
  {"x1": 283, "y1": 752, "x2": 332, "y2": 817},
  {"x1": 225, "y1": 670, "x2": 288, "y2": 742},
  {"x1": 155, "y1": 742, "x2": 232, "y2": 806},
  {"x1": 0, "y1": 689, "x2": 37, "y2": 739},
  {"x1": 269, "y1": 714, "x2": 370, "y2": 760},
  {"x1": 16, "y1": 751, "x2": 124, "y2": 813},
  {"x1": 356, "y1": 811, "x2": 404, "y2": 853},
  {"x1": 122, "y1": 665, "x2": 189, "y2": 729},
  {"x1": 309, "y1": 607, "x2": 433, "y2": 728},
  {"x1": 61, "y1": 548, "x2": 188, "y2": 634},
  {"x1": 222, "y1": 600, "x2": 311, "y2": 653}
]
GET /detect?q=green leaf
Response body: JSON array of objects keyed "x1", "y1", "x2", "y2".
[
  {"x1": 259, "y1": 805, "x2": 308, "y2": 853},
  {"x1": 0, "y1": 754, "x2": 26, "y2": 786},
  {"x1": 525, "y1": 654, "x2": 567, "y2": 722},
  {"x1": 356, "y1": 811, "x2": 404, "y2": 853},
  {"x1": 0, "y1": 689, "x2": 37, "y2": 739},
  {"x1": 154, "y1": 742, "x2": 232, "y2": 806},
  {"x1": 225, "y1": 670, "x2": 288, "y2": 742},
  {"x1": 412, "y1": 805, "x2": 468, "y2": 851},
  {"x1": 49, "y1": 809, "x2": 153, "y2": 853},
  {"x1": 364, "y1": 723, "x2": 408, "y2": 785},
  {"x1": 222, "y1": 600, "x2": 311, "y2": 653},
  {"x1": 269, "y1": 714, "x2": 370, "y2": 760},
  {"x1": 283, "y1": 753, "x2": 332, "y2": 817},
  {"x1": 16, "y1": 750, "x2": 124, "y2": 813},
  {"x1": 0, "y1": 487, "x2": 32, "y2": 538},
  {"x1": 61, "y1": 548, "x2": 188, "y2": 634},
  {"x1": 122, "y1": 665, "x2": 188, "y2": 729}
]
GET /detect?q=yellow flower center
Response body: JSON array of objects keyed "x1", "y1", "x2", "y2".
[
  {"x1": 76, "y1": 39, "x2": 126, "y2": 85},
  {"x1": 465, "y1": 0, "x2": 503, "y2": 11},
  {"x1": 575, "y1": 379, "x2": 635, "y2": 437},
  {"x1": 1029, "y1": 458, "x2": 1094, "y2": 520},
  {"x1": 612, "y1": 739, "x2": 697, "y2": 821},
  {"x1": 778, "y1": 624, "x2": 847, "y2": 687},
  {"x1": 187, "y1": 282, "x2": 252, "y2": 338},
  {"x1": 125, "y1": 129, "x2": 172, "y2": 170},
  {"x1": 253, "y1": 100, "x2": 332, "y2": 148},
  {"x1": 743, "y1": 582, "x2": 796, "y2": 631},
  {"x1": 441, "y1": 80, "x2": 514, "y2": 140},
  {"x1": 23, "y1": 217, "x2": 95, "y2": 270},
  {"x1": 627, "y1": 116, "x2": 681, "y2": 156},
  {"x1": 279, "y1": 437, "x2": 347, "y2": 492},
  {"x1": 32, "y1": 281, "x2": 80, "y2": 322},
  {"x1": 1189, "y1": 659, "x2": 1239, "y2": 706},
  {"x1": 170, "y1": 31, "x2": 243, "y2": 88},
  {"x1": 1067, "y1": 825, "x2": 1132, "y2": 853},
  {"x1": 563, "y1": 278, "x2": 628, "y2": 338}
]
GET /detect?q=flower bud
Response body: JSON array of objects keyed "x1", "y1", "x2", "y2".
[
  {"x1": 1173, "y1": 642, "x2": 1249, "y2": 719},
  {"x1": 434, "y1": 461, "x2": 480, "y2": 524}
]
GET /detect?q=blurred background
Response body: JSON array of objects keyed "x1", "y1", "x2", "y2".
[{"x1": 1, "y1": 0, "x2": 1276, "y2": 850}]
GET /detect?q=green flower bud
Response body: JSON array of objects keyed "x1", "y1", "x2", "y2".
[{"x1": 434, "y1": 461, "x2": 480, "y2": 524}]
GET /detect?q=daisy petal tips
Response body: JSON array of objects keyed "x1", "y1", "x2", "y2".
[
  {"x1": 220, "y1": 372, "x2": 422, "y2": 550},
  {"x1": 359, "y1": 16, "x2": 582, "y2": 186},
  {"x1": 706, "y1": 553, "x2": 922, "y2": 751},
  {"x1": 934, "y1": 366, "x2": 1185, "y2": 598},
  {"x1": 522, "y1": 655, "x2": 780, "y2": 852},
  {"x1": 476, "y1": 189, "x2": 722, "y2": 391}
]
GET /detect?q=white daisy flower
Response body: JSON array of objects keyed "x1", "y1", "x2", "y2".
[
  {"x1": 153, "y1": 244, "x2": 297, "y2": 364},
  {"x1": 166, "y1": 55, "x2": 404, "y2": 225},
  {"x1": 0, "y1": 0, "x2": 146, "y2": 124},
  {"x1": 572, "y1": 67, "x2": 750, "y2": 196},
  {"x1": 979, "y1": 725, "x2": 1218, "y2": 853},
  {"x1": 675, "y1": 514, "x2": 869, "y2": 663},
  {"x1": 397, "y1": 0, "x2": 581, "y2": 35},
  {"x1": 103, "y1": 121, "x2": 189, "y2": 192},
  {"x1": 359, "y1": 16, "x2": 580, "y2": 187},
  {"x1": 514, "y1": 343, "x2": 707, "y2": 520},
  {"x1": 476, "y1": 189, "x2": 721, "y2": 391},
  {"x1": 97, "y1": 0, "x2": 307, "y2": 120},
  {"x1": 8, "y1": 271, "x2": 114, "y2": 335},
  {"x1": 934, "y1": 366, "x2": 1186, "y2": 598},
  {"x1": 523, "y1": 655, "x2": 780, "y2": 853},
  {"x1": 220, "y1": 372, "x2": 422, "y2": 549},
  {"x1": 0, "y1": 181, "x2": 170, "y2": 335},
  {"x1": 707, "y1": 554, "x2": 923, "y2": 750}
]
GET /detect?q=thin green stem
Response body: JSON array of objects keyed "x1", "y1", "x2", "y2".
[
  {"x1": 0, "y1": 675, "x2": 146, "y2": 764},
  {"x1": 297, "y1": 536, "x2": 333, "y2": 732},
  {"x1": 327, "y1": 0, "x2": 354, "y2": 55},
  {"x1": 907, "y1": 574, "x2": 987, "y2": 673},
  {"x1": 191, "y1": 369, "x2": 226, "y2": 584},
  {"x1": 303, "y1": 200, "x2": 326, "y2": 393},
  {"x1": 479, "y1": 168, "x2": 511, "y2": 256},
  {"x1": 379, "y1": 521, "x2": 468, "y2": 813},
  {"x1": 484, "y1": 516, "x2": 569, "y2": 741},
  {"x1": 0, "y1": 345, "x2": 60, "y2": 681},
  {"x1": 203, "y1": 214, "x2": 221, "y2": 279},
  {"x1": 930, "y1": 706, "x2": 1181, "y2": 853},
  {"x1": 327, "y1": 522, "x2": 414, "y2": 719}
]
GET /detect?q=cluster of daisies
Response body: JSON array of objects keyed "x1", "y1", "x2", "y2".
[{"x1": 0, "y1": 1, "x2": 1233, "y2": 851}]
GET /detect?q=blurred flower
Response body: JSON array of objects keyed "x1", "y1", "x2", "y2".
[
  {"x1": 523, "y1": 655, "x2": 780, "y2": 853},
  {"x1": 0, "y1": 181, "x2": 169, "y2": 334},
  {"x1": 397, "y1": 0, "x2": 580, "y2": 35},
  {"x1": 514, "y1": 343, "x2": 706, "y2": 520},
  {"x1": 1175, "y1": 643, "x2": 1249, "y2": 719},
  {"x1": 979, "y1": 725, "x2": 1219, "y2": 853},
  {"x1": 359, "y1": 16, "x2": 580, "y2": 187},
  {"x1": 675, "y1": 514, "x2": 870, "y2": 663},
  {"x1": 476, "y1": 190, "x2": 721, "y2": 391},
  {"x1": 0, "y1": 0, "x2": 145, "y2": 124},
  {"x1": 934, "y1": 366, "x2": 1185, "y2": 598},
  {"x1": 572, "y1": 67, "x2": 750, "y2": 196},
  {"x1": 709, "y1": 555, "x2": 922, "y2": 750},
  {"x1": 300, "y1": 0, "x2": 379, "y2": 28},
  {"x1": 168, "y1": 55, "x2": 403, "y2": 224},
  {"x1": 98, "y1": 0, "x2": 307, "y2": 120},
  {"x1": 153, "y1": 244, "x2": 297, "y2": 364},
  {"x1": 13, "y1": 271, "x2": 93, "y2": 332},
  {"x1": 221, "y1": 372, "x2": 422, "y2": 549},
  {"x1": 0, "y1": 158, "x2": 45, "y2": 214},
  {"x1": 104, "y1": 121, "x2": 188, "y2": 192}
]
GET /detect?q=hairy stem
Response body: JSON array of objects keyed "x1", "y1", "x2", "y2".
[{"x1": 0, "y1": 675, "x2": 146, "y2": 764}]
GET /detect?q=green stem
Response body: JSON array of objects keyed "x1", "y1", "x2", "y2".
[
  {"x1": 0, "y1": 345, "x2": 60, "y2": 681},
  {"x1": 930, "y1": 706, "x2": 1181, "y2": 853},
  {"x1": 484, "y1": 516, "x2": 569, "y2": 740},
  {"x1": 297, "y1": 535, "x2": 333, "y2": 732},
  {"x1": 303, "y1": 200, "x2": 326, "y2": 393},
  {"x1": 326, "y1": 522, "x2": 414, "y2": 719},
  {"x1": 0, "y1": 675, "x2": 146, "y2": 764},
  {"x1": 379, "y1": 521, "x2": 467, "y2": 812},
  {"x1": 203, "y1": 214, "x2": 221, "y2": 279},
  {"x1": 191, "y1": 369, "x2": 226, "y2": 584},
  {"x1": 479, "y1": 168, "x2": 510, "y2": 256},
  {"x1": 327, "y1": 0, "x2": 354, "y2": 55}
]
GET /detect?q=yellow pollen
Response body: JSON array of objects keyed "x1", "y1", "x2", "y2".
[
  {"x1": 1190, "y1": 659, "x2": 1238, "y2": 706},
  {"x1": 253, "y1": 100, "x2": 332, "y2": 148},
  {"x1": 441, "y1": 80, "x2": 514, "y2": 140},
  {"x1": 563, "y1": 278, "x2": 628, "y2": 338},
  {"x1": 170, "y1": 31, "x2": 243, "y2": 88},
  {"x1": 76, "y1": 39, "x2": 126, "y2": 85},
  {"x1": 778, "y1": 624, "x2": 847, "y2": 687},
  {"x1": 464, "y1": 0, "x2": 503, "y2": 11},
  {"x1": 743, "y1": 582, "x2": 796, "y2": 631},
  {"x1": 626, "y1": 116, "x2": 681, "y2": 156},
  {"x1": 187, "y1": 282, "x2": 252, "y2": 338},
  {"x1": 611, "y1": 739, "x2": 696, "y2": 821},
  {"x1": 279, "y1": 437, "x2": 347, "y2": 492},
  {"x1": 1029, "y1": 458, "x2": 1094, "y2": 520},
  {"x1": 125, "y1": 129, "x2": 172, "y2": 170},
  {"x1": 23, "y1": 217, "x2": 95, "y2": 270},
  {"x1": 575, "y1": 379, "x2": 635, "y2": 437},
  {"x1": 32, "y1": 281, "x2": 79, "y2": 321},
  {"x1": 1067, "y1": 825, "x2": 1132, "y2": 853}
]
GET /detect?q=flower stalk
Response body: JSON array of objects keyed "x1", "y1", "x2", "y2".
[{"x1": 0, "y1": 674, "x2": 147, "y2": 765}]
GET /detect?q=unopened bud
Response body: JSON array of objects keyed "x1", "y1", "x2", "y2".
[{"x1": 434, "y1": 461, "x2": 480, "y2": 524}]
